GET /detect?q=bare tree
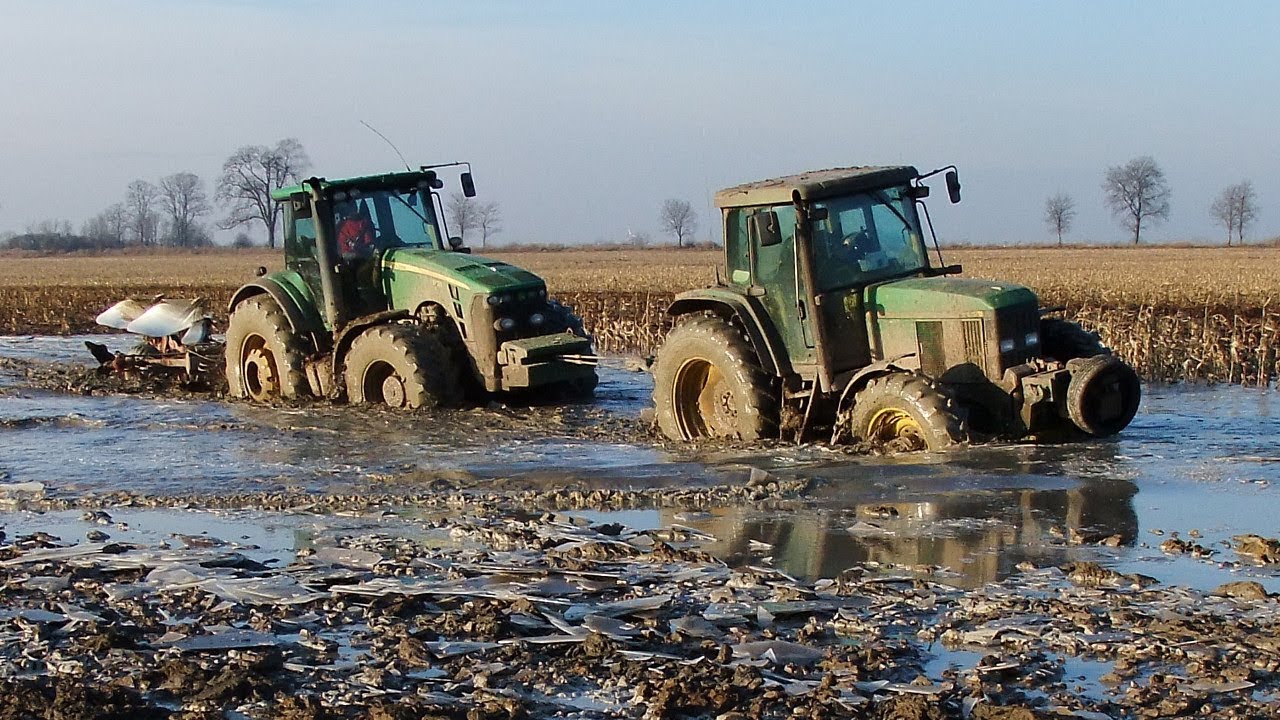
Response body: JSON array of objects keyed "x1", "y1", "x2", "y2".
[
  {"x1": 82, "y1": 203, "x2": 129, "y2": 248},
  {"x1": 1102, "y1": 156, "x2": 1171, "y2": 245},
  {"x1": 1043, "y1": 193, "x2": 1076, "y2": 246},
  {"x1": 475, "y1": 201, "x2": 502, "y2": 249},
  {"x1": 660, "y1": 199, "x2": 697, "y2": 248},
  {"x1": 216, "y1": 138, "x2": 310, "y2": 249},
  {"x1": 125, "y1": 180, "x2": 160, "y2": 246},
  {"x1": 159, "y1": 172, "x2": 212, "y2": 247},
  {"x1": 445, "y1": 192, "x2": 478, "y2": 243},
  {"x1": 1210, "y1": 180, "x2": 1259, "y2": 247}
]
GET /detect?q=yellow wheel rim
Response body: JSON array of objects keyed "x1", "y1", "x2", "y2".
[
  {"x1": 672, "y1": 357, "x2": 736, "y2": 439},
  {"x1": 866, "y1": 408, "x2": 927, "y2": 451}
]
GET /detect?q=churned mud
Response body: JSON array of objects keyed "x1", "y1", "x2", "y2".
[{"x1": 2, "y1": 335, "x2": 1280, "y2": 717}]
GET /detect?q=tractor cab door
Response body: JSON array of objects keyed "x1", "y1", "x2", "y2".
[
  {"x1": 283, "y1": 201, "x2": 326, "y2": 309},
  {"x1": 727, "y1": 206, "x2": 817, "y2": 368},
  {"x1": 802, "y1": 200, "x2": 875, "y2": 374}
]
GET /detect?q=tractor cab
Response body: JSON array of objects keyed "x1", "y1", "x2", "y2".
[
  {"x1": 714, "y1": 166, "x2": 951, "y2": 389},
  {"x1": 277, "y1": 169, "x2": 467, "y2": 322}
]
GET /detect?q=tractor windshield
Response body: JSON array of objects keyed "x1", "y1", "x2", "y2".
[
  {"x1": 330, "y1": 187, "x2": 444, "y2": 255},
  {"x1": 808, "y1": 185, "x2": 928, "y2": 291}
]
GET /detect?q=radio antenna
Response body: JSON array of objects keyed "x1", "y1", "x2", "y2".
[{"x1": 360, "y1": 120, "x2": 411, "y2": 171}]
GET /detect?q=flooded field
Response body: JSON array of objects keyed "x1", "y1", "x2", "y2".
[{"x1": 2, "y1": 334, "x2": 1279, "y2": 718}]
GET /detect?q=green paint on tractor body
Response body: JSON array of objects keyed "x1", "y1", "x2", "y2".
[
  {"x1": 655, "y1": 164, "x2": 1141, "y2": 447},
  {"x1": 231, "y1": 167, "x2": 595, "y2": 400}
]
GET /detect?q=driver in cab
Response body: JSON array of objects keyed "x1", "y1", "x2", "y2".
[{"x1": 336, "y1": 200, "x2": 375, "y2": 258}]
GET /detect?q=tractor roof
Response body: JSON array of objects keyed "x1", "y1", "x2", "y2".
[
  {"x1": 714, "y1": 166, "x2": 919, "y2": 208},
  {"x1": 271, "y1": 170, "x2": 436, "y2": 202}
]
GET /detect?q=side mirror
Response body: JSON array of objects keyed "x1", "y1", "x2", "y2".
[
  {"x1": 461, "y1": 172, "x2": 476, "y2": 198},
  {"x1": 748, "y1": 210, "x2": 782, "y2": 248},
  {"x1": 945, "y1": 170, "x2": 961, "y2": 204},
  {"x1": 448, "y1": 236, "x2": 469, "y2": 253}
]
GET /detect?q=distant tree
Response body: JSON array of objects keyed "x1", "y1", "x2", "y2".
[
  {"x1": 446, "y1": 192, "x2": 478, "y2": 243},
  {"x1": 1043, "y1": 193, "x2": 1076, "y2": 246},
  {"x1": 82, "y1": 203, "x2": 129, "y2": 248},
  {"x1": 475, "y1": 200, "x2": 502, "y2": 249},
  {"x1": 1102, "y1": 156, "x2": 1171, "y2": 245},
  {"x1": 1210, "y1": 180, "x2": 1259, "y2": 247},
  {"x1": 232, "y1": 232, "x2": 257, "y2": 249},
  {"x1": 216, "y1": 138, "x2": 310, "y2": 249},
  {"x1": 660, "y1": 199, "x2": 697, "y2": 248},
  {"x1": 159, "y1": 172, "x2": 212, "y2": 247},
  {"x1": 125, "y1": 180, "x2": 160, "y2": 246},
  {"x1": 6, "y1": 220, "x2": 98, "y2": 253}
]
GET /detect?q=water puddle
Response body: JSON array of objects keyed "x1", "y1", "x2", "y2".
[{"x1": 2, "y1": 335, "x2": 1279, "y2": 596}]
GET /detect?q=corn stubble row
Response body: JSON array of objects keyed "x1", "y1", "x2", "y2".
[
  {"x1": 2, "y1": 245, "x2": 1279, "y2": 387},
  {"x1": 562, "y1": 291, "x2": 1280, "y2": 388}
]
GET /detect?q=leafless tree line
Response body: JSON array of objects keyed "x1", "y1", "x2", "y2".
[{"x1": 1046, "y1": 156, "x2": 1260, "y2": 246}]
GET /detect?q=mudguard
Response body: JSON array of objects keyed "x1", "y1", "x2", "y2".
[
  {"x1": 667, "y1": 288, "x2": 789, "y2": 377},
  {"x1": 228, "y1": 271, "x2": 326, "y2": 340}
]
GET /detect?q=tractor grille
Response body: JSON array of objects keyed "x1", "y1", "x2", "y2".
[
  {"x1": 961, "y1": 319, "x2": 986, "y2": 371},
  {"x1": 916, "y1": 319, "x2": 987, "y2": 381}
]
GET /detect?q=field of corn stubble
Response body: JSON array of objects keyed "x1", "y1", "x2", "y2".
[{"x1": 1, "y1": 246, "x2": 1278, "y2": 386}]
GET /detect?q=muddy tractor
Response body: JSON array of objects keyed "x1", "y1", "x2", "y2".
[
  {"x1": 651, "y1": 166, "x2": 1141, "y2": 450},
  {"x1": 225, "y1": 166, "x2": 596, "y2": 407}
]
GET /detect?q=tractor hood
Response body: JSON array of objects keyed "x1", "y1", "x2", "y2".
[
  {"x1": 867, "y1": 276, "x2": 1038, "y2": 318},
  {"x1": 382, "y1": 248, "x2": 545, "y2": 294}
]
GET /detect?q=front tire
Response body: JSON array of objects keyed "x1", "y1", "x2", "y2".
[
  {"x1": 846, "y1": 373, "x2": 967, "y2": 452},
  {"x1": 225, "y1": 295, "x2": 309, "y2": 402},
  {"x1": 652, "y1": 314, "x2": 777, "y2": 441},
  {"x1": 1041, "y1": 318, "x2": 1107, "y2": 361},
  {"x1": 343, "y1": 324, "x2": 462, "y2": 409},
  {"x1": 547, "y1": 299, "x2": 597, "y2": 399},
  {"x1": 1066, "y1": 355, "x2": 1141, "y2": 437}
]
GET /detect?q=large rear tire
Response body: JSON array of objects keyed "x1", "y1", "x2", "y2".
[
  {"x1": 344, "y1": 324, "x2": 462, "y2": 409},
  {"x1": 225, "y1": 295, "x2": 309, "y2": 402},
  {"x1": 846, "y1": 373, "x2": 967, "y2": 452},
  {"x1": 652, "y1": 314, "x2": 777, "y2": 442}
]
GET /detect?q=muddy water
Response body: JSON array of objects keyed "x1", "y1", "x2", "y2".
[{"x1": 1, "y1": 334, "x2": 1278, "y2": 595}]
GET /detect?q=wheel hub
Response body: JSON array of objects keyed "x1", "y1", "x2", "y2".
[
  {"x1": 243, "y1": 347, "x2": 278, "y2": 402},
  {"x1": 867, "y1": 408, "x2": 926, "y2": 452},
  {"x1": 381, "y1": 374, "x2": 407, "y2": 408}
]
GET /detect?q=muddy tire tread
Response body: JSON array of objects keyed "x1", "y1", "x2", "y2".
[
  {"x1": 224, "y1": 295, "x2": 309, "y2": 400},
  {"x1": 1041, "y1": 318, "x2": 1108, "y2": 362},
  {"x1": 652, "y1": 312, "x2": 778, "y2": 441},
  {"x1": 847, "y1": 373, "x2": 968, "y2": 451},
  {"x1": 344, "y1": 323, "x2": 463, "y2": 409}
]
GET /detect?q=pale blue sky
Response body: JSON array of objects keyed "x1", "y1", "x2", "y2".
[{"x1": 1, "y1": 0, "x2": 1276, "y2": 245}]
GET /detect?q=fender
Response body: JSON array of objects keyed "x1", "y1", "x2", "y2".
[
  {"x1": 667, "y1": 288, "x2": 789, "y2": 377},
  {"x1": 834, "y1": 353, "x2": 918, "y2": 411},
  {"x1": 228, "y1": 271, "x2": 326, "y2": 340}
]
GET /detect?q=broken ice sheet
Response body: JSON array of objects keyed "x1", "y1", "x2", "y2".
[
  {"x1": 166, "y1": 629, "x2": 281, "y2": 652},
  {"x1": 732, "y1": 640, "x2": 824, "y2": 666},
  {"x1": 310, "y1": 546, "x2": 383, "y2": 569}
]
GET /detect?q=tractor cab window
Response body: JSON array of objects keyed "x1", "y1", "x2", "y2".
[
  {"x1": 329, "y1": 188, "x2": 443, "y2": 259},
  {"x1": 809, "y1": 186, "x2": 927, "y2": 291}
]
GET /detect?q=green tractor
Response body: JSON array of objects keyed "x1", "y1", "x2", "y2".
[
  {"x1": 651, "y1": 166, "x2": 1141, "y2": 451},
  {"x1": 225, "y1": 165, "x2": 596, "y2": 408}
]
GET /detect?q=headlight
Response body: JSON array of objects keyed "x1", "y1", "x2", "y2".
[
  {"x1": 1025, "y1": 331, "x2": 1040, "y2": 347},
  {"x1": 494, "y1": 317, "x2": 516, "y2": 331},
  {"x1": 486, "y1": 295, "x2": 501, "y2": 306},
  {"x1": 529, "y1": 313, "x2": 545, "y2": 326},
  {"x1": 999, "y1": 338, "x2": 1017, "y2": 353}
]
